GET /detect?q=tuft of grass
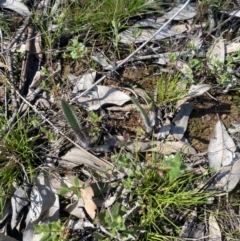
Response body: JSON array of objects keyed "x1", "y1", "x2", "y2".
[
  {"x1": 74, "y1": 0, "x2": 152, "y2": 39},
  {"x1": 0, "y1": 113, "x2": 41, "y2": 203},
  {"x1": 156, "y1": 73, "x2": 188, "y2": 106},
  {"x1": 96, "y1": 151, "x2": 211, "y2": 240},
  {"x1": 136, "y1": 159, "x2": 211, "y2": 240}
]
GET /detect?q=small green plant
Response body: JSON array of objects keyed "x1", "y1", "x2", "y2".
[
  {"x1": 0, "y1": 13, "x2": 10, "y2": 34},
  {"x1": 0, "y1": 115, "x2": 40, "y2": 190},
  {"x1": 58, "y1": 176, "x2": 82, "y2": 198},
  {"x1": 88, "y1": 111, "x2": 102, "y2": 137},
  {"x1": 35, "y1": 220, "x2": 66, "y2": 241},
  {"x1": 207, "y1": 52, "x2": 236, "y2": 87},
  {"x1": 111, "y1": 20, "x2": 122, "y2": 57},
  {"x1": 66, "y1": 38, "x2": 87, "y2": 60},
  {"x1": 161, "y1": 153, "x2": 190, "y2": 182},
  {"x1": 156, "y1": 73, "x2": 188, "y2": 105},
  {"x1": 96, "y1": 149, "x2": 211, "y2": 240},
  {"x1": 40, "y1": 127, "x2": 57, "y2": 142},
  {"x1": 98, "y1": 202, "x2": 127, "y2": 236},
  {"x1": 89, "y1": 111, "x2": 102, "y2": 124},
  {"x1": 135, "y1": 161, "x2": 211, "y2": 240},
  {"x1": 189, "y1": 58, "x2": 204, "y2": 73}
]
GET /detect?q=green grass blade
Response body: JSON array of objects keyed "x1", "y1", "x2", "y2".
[{"x1": 61, "y1": 99, "x2": 89, "y2": 148}]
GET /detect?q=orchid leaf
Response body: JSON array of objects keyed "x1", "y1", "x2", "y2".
[
  {"x1": 61, "y1": 99, "x2": 89, "y2": 148},
  {"x1": 131, "y1": 97, "x2": 152, "y2": 133}
]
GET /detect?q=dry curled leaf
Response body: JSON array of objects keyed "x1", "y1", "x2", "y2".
[
  {"x1": 91, "y1": 52, "x2": 113, "y2": 70},
  {"x1": 171, "y1": 103, "x2": 194, "y2": 140},
  {"x1": 67, "y1": 175, "x2": 96, "y2": 219},
  {"x1": 207, "y1": 39, "x2": 225, "y2": 70},
  {"x1": 73, "y1": 85, "x2": 130, "y2": 110},
  {"x1": 162, "y1": 3, "x2": 197, "y2": 20},
  {"x1": 209, "y1": 157, "x2": 240, "y2": 192},
  {"x1": 145, "y1": 140, "x2": 196, "y2": 155},
  {"x1": 70, "y1": 71, "x2": 96, "y2": 93},
  {"x1": 0, "y1": 0, "x2": 31, "y2": 17},
  {"x1": 23, "y1": 174, "x2": 57, "y2": 241},
  {"x1": 176, "y1": 84, "x2": 211, "y2": 108},
  {"x1": 60, "y1": 147, "x2": 113, "y2": 173},
  {"x1": 208, "y1": 213, "x2": 221, "y2": 241},
  {"x1": 208, "y1": 119, "x2": 236, "y2": 170},
  {"x1": 11, "y1": 186, "x2": 30, "y2": 229}
]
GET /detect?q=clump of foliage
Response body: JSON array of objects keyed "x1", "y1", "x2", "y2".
[{"x1": 0, "y1": 113, "x2": 41, "y2": 198}]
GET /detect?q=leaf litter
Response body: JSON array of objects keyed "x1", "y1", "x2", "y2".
[{"x1": 2, "y1": 0, "x2": 240, "y2": 240}]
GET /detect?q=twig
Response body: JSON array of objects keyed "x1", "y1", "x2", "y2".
[
  {"x1": 6, "y1": 52, "x2": 19, "y2": 111},
  {"x1": 70, "y1": 0, "x2": 190, "y2": 103},
  {"x1": 4, "y1": 16, "x2": 32, "y2": 130},
  {"x1": 7, "y1": 16, "x2": 31, "y2": 49}
]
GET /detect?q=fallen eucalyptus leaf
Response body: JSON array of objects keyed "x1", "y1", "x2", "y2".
[
  {"x1": 27, "y1": 175, "x2": 56, "y2": 223},
  {"x1": 208, "y1": 119, "x2": 236, "y2": 170},
  {"x1": 60, "y1": 147, "x2": 114, "y2": 173},
  {"x1": 49, "y1": 174, "x2": 78, "y2": 199},
  {"x1": 0, "y1": 0, "x2": 31, "y2": 17},
  {"x1": 162, "y1": 3, "x2": 197, "y2": 20},
  {"x1": 185, "y1": 84, "x2": 211, "y2": 98},
  {"x1": 208, "y1": 157, "x2": 240, "y2": 192},
  {"x1": 145, "y1": 140, "x2": 196, "y2": 155},
  {"x1": 119, "y1": 21, "x2": 185, "y2": 44},
  {"x1": 177, "y1": 84, "x2": 211, "y2": 108},
  {"x1": 70, "y1": 71, "x2": 96, "y2": 93},
  {"x1": 156, "y1": 119, "x2": 172, "y2": 139},
  {"x1": 65, "y1": 200, "x2": 86, "y2": 219},
  {"x1": 23, "y1": 174, "x2": 57, "y2": 241},
  {"x1": 67, "y1": 174, "x2": 96, "y2": 219},
  {"x1": 171, "y1": 103, "x2": 194, "y2": 140},
  {"x1": 226, "y1": 42, "x2": 240, "y2": 54},
  {"x1": 91, "y1": 52, "x2": 113, "y2": 70},
  {"x1": 181, "y1": 213, "x2": 205, "y2": 239},
  {"x1": 207, "y1": 39, "x2": 225, "y2": 70},
  {"x1": 224, "y1": 10, "x2": 240, "y2": 18},
  {"x1": 70, "y1": 219, "x2": 94, "y2": 230},
  {"x1": 73, "y1": 85, "x2": 130, "y2": 110},
  {"x1": 208, "y1": 213, "x2": 221, "y2": 241},
  {"x1": 11, "y1": 185, "x2": 31, "y2": 229}
]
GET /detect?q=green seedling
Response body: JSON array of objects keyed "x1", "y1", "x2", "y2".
[
  {"x1": 161, "y1": 153, "x2": 190, "y2": 182},
  {"x1": 35, "y1": 220, "x2": 66, "y2": 241},
  {"x1": 156, "y1": 73, "x2": 188, "y2": 105},
  {"x1": 88, "y1": 111, "x2": 102, "y2": 137},
  {"x1": 58, "y1": 176, "x2": 82, "y2": 199},
  {"x1": 67, "y1": 38, "x2": 87, "y2": 60}
]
